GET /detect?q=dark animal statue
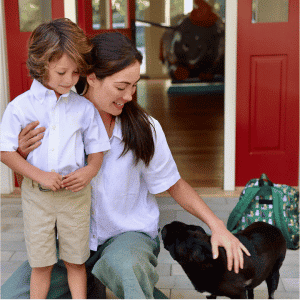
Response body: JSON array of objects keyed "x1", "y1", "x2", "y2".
[
  {"x1": 137, "y1": 0, "x2": 225, "y2": 82},
  {"x1": 162, "y1": 221, "x2": 286, "y2": 299}
]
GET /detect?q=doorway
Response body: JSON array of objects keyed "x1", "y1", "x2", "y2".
[
  {"x1": 136, "y1": 0, "x2": 226, "y2": 187},
  {"x1": 137, "y1": 80, "x2": 225, "y2": 187}
]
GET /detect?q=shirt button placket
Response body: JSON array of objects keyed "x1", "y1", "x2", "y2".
[{"x1": 48, "y1": 100, "x2": 59, "y2": 172}]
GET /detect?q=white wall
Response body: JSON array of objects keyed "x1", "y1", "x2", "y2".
[{"x1": 63, "y1": 0, "x2": 76, "y2": 23}]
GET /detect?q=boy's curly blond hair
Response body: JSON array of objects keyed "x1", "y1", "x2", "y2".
[{"x1": 27, "y1": 18, "x2": 92, "y2": 85}]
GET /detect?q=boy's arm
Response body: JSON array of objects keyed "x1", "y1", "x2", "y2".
[
  {"x1": 86, "y1": 152, "x2": 104, "y2": 176},
  {"x1": 1, "y1": 151, "x2": 62, "y2": 191},
  {"x1": 62, "y1": 152, "x2": 103, "y2": 192}
]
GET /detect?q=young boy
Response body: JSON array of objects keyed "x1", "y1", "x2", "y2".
[{"x1": 0, "y1": 18, "x2": 110, "y2": 299}]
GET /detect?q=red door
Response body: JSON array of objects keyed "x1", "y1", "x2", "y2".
[
  {"x1": 4, "y1": 0, "x2": 65, "y2": 101},
  {"x1": 236, "y1": 0, "x2": 299, "y2": 186},
  {"x1": 4, "y1": 0, "x2": 65, "y2": 186},
  {"x1": 77, "y1": 0, "x2": 136, "y2": 40}
]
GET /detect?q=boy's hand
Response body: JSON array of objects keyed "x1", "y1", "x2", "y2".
[
  {"x1": 62, "y1": 166, "x2": 95, "y2": 192},
  {"x1": 39, "y1": 171, "x2": 63, "y2": 192}
]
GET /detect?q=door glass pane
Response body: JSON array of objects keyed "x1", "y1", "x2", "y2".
[
  {"x1": 18, "y1": 0, "x2": 52, "y2": 32},
  {"x1": 252, "y1": 0, "x2": 289, "y2": 23},
  {"x1": 112, "y1": 0, "x2": 128, "y2": 29},
  {"x1": 135, "y1": 0, "x2": 150, "y2": 74},
  {"x1": 92, "y1": 0, "x2": 110, "y2": 29}
]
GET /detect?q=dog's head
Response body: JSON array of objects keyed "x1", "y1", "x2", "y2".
[{"x1": 161, "y1": 221, "x2": 213, "y2": 266}]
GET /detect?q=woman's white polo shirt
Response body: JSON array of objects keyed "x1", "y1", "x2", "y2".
[{"x1": 89, "y1": 117, "x2": 181, "y2": 250}]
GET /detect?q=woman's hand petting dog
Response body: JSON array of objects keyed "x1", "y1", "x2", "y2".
[
  {"x1": 167, "y1": 178, "x2": 250, "y2": 274},
  {"x1": 210, "y1": 223, "x2": 250, "y2": 273}
]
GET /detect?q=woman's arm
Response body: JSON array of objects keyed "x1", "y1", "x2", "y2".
[
  {"x1": 15, "y1": 121, "x2": 45, "y2": 185},
  {"x1": 168, "y1": 178, "x2": 250, "y2": 274},
  {"x1": 17, "y1": 121, "x2": 45, "y2": 159}
]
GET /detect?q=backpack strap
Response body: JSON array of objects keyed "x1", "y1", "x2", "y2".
[
  {"x1": 227, "y1": 187, "x2": 260, "y2": 232},
  {"x1": 259, "y1": 173, "x2": 273, "y2": 187},
  {"x1": 272, "y1": 187, "x2": 295, "y2": 249}
]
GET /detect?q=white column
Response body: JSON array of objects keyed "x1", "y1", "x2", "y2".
[
  {"x1": 64, "y1": 0, "x2": 77, "y2": 23},
  {"x1": 144, "y1": 0, "x2": 168, "y2": 78},
  {"x1": 223, "y1": 0, "x2": 237, "y2": 191},
  {"x1": 184, "y1": 0, "x2": 193, "y2": 14},
  {"x1": 0, "y1": 0, "x2": 14, "y2": 194}
]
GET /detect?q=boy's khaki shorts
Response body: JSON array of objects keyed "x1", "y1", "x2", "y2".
[{"x1": 22, "y1": 177, "x2": 91, "y2": 268}]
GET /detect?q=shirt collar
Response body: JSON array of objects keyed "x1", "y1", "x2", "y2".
[
  {"x1": 30, "y1": 79, "x2": 70, "y2": 103},
  {"x1": 112, "y1": 117, "x2": 123, "y2": 140}
]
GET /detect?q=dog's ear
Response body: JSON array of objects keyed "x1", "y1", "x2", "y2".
[
  {"x1": 187, "y1": 224, "x2": 207, "y2": 235},
  {"x1": 183, "y1": 234, "x2": 213, "y2": 263},
  {"x1": 190, "y1": 242, "x2": 213, "y2": 263}
]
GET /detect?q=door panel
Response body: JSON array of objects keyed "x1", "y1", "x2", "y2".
[
  {"x1": 236, "y1": 0, "x2": 299, "y2": 186},
  {"x1": 4, "y1": 0, "x2": 65, "y2": 186},
  {"x1": 250, "y1": 55, "x2": 286, "y2": 151}
]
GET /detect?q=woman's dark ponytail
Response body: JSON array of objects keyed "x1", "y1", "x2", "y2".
[{"x1": 120, "y1": 101, "x2": 155, "y2": 167}]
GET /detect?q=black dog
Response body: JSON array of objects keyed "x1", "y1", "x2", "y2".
[{"x1": 161, "y1": 221, "x2": 286, "y2": 299}]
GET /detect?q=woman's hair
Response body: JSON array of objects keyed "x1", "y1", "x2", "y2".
[
  {"x1": 76, "y1": 32, "x2": 155, "y2": 166},
  {"x1": 27, "y1": 18, "x2": 92, "y2": 84}
]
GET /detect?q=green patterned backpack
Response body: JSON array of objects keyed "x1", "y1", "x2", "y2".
[{"x1": 227, "y1": 174, "x2": 299, "y2": 250}]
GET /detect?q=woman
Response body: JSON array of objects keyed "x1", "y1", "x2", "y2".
[{"x1": 2, "y1": 32, "x2": 249, "y2": 299}]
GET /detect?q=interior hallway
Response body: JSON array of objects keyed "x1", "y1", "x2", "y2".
[{"x1": 137, "y1": 79, "x2": 224, "y2": 188}]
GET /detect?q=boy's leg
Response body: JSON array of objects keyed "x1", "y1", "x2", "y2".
[
  {"x1": 63, "y1": 261, "x2": 87, "y2": 299},
  {"x1": 91, "y1": 232, "x2": 165, "y2": 299},
  {"x1": 30, "y1": 265, "x2": 54, "y2": 299}
]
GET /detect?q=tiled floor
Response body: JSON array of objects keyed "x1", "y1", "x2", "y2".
[{"x1": 1, "y1": 195, "x2": 299, "y2": 299}]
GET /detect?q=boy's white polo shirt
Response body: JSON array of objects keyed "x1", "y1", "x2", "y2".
[
  {"x1": 89, "y1": 117, "x2": 181, "y2": 250},
  {"x1": 0, "y1": 79, "x2": 110, "y2": 175}
]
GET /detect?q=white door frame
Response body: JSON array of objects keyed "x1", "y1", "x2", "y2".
[{"x1": 223, "y1": 0, "x2": 238, "y2": 190}]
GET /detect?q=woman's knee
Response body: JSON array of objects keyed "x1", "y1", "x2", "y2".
[{"x1": 99, "y1": 249, "x2": 157, "y2": 282}]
